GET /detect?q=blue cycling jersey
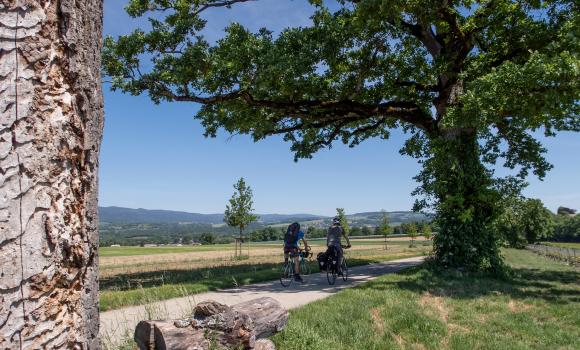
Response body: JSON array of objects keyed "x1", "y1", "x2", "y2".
[{"x1": 289, "y1": 231, "x2": 305, "y2": 247}]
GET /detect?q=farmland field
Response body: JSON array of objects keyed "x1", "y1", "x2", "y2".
[{"x1": 99, "y1": 237, "x2": 430, "y2": 310}]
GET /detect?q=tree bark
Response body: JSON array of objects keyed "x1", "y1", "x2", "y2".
[{"x1": 0, "y1": 1, "x2": 103, "y2": 349}]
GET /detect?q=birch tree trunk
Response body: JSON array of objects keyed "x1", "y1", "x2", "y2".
[{"x1": 0, "y1": 1, "x2": 103, "y2": 349}]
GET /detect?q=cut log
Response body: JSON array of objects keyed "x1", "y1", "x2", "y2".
[
  {"x1": 134, "y1": 321, "x2": 155, "y2": 350},
  {"x1": 230, "y1": 297, "x2": 289, "y2": 338},
  {"x1": 134, "y1": 297, "x2": 287, "y2": 350},
  {"x1": 254, "y1": 339, "x2": 276, "y2": 350},
  {"x1": 153, "y1": 321, "x2": 209, "y2": 350},
  {"x1": 194, "y1": 300, "x2": 232, "y2": 318}
]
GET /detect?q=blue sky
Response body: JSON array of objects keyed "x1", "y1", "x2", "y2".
[{"x1": 99, "y1": 0, "x2": 580, "y2": 216}]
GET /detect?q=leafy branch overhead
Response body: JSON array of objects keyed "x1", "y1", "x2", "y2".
[{"x1": 103, "y1": 0, "x2": 578, "y2": 165}]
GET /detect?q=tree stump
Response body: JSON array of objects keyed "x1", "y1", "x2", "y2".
[{"x1": 134, "y1": 297, "x2": 287, "y2": 350}]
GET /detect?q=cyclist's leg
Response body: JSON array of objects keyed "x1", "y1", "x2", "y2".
[
  {"x1": 336, "y1": 245, "x2": 344, "y2": 272},
  {"x1": 293, "y1": 249, "x2": 300, "y2": 275}
]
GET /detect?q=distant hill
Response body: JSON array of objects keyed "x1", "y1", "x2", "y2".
[
  {"x1": 98, "y1": 206, "x2": 326, "y2": 224},
  {"x1": 99, "y1": 206, "x2": 432, "y2": 227},
  {"x1": 98, "y1": 206, "x2": 434, "y2": 246},
  {"x1": 348, "y1": 211, "x2": 432, "y2": 225},
  {"x1": 296, "y1": 211, "x2": 433, "y2": 229}
]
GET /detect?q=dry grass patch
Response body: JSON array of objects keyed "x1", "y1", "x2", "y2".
[
  {"x1": 419, "y1": 292, "x2": 449, "y2": 322},
  {"x1": 370, "y1": 307, "x2": 385, "y2": 336},
  {"x1": 507, "y1": 299, "x2": 534, "y2": 313}
]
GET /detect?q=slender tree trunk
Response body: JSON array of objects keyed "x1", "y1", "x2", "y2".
[
  {"x1": 430, "y1": 129, "x2": 502, "y2": 271},
  {"x1": 1, "y1": 1, "x2": 103, "y2": 348}
]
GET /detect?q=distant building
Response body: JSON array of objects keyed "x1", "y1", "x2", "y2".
[
  {"x1": 143, "y1": 244, "x2": 158, "y2": 247},
  {"x1": 110, "y1": 244, "x2": 121, "y2": 247}
]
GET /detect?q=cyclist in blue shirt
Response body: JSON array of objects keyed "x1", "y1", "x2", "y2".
[{"x1": 284, "y1": 223, "x2": 310, "y2": 282}]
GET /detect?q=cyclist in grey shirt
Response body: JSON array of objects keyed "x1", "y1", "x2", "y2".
[{"x1": 327, "y1": 217, "x2": 351, "y2": 273}]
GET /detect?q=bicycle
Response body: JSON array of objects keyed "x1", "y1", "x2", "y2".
[
  {"x1": 280, "y1": 247, "x2": 312, "y2": 287},
  {"x1": 326, "y1": 245, "x2": 349, "y2": 285}
]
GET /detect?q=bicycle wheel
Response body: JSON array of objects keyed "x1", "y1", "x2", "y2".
[
  {"x1": 279, "y1": 261, "x2": 294, "y2": 287},
  {"x1": 341, "y1": 258, "x2": 348, "y2": 281},
  {"x1": 300, "y1": 258, "x2": 311, "y2": 277},
  {"x1": 326, "y1": 258, "x2": 336, "y2": 285}
]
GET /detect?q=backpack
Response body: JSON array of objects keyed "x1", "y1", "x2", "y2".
[{"x1": 284, "y1": 222, "x2": 300, "y2": 247}]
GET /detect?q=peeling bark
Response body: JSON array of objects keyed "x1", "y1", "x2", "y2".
[{"x1": 0, "y1": 1, "x2": 103, "y2": 349}]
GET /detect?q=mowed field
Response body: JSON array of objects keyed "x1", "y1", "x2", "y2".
[
  {"x1": 99, "y1": 237, "x2": 430, "y2": 310},
  {"x1": 272, "y1": 249, "x2": 580, "y2": 349}
]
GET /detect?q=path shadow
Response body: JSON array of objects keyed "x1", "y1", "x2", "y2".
[
  {"x1": 100, "y1": 257, "x2": 423, "y2": 297},
  {"x1": 218, "y1": 259, "x2": 423, "y2": 295},
  {"x1": 357, "y1": 263, "x2": 580, "y2": 305}
]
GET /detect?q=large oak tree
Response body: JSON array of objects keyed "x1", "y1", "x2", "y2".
[
  {"x1": 103, "y1": 0, "x2": 579, "y2": 271},
  {"x1": 1, "y1": 0, "x2": 103, "y2": 348}
]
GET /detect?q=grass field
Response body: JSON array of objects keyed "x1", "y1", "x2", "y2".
[
  {"x1": 99, "y1": 238, "x2": 430, "y2": 311},
  {"x1": 543, "y1": 242, "x2": 580, "y2": 249},
  {"x1": 272, "y1": 249, "x2": 580, "y2": 350},
  {"x1": 99, "y1": 237, "x2": 426, "y2": 257}
]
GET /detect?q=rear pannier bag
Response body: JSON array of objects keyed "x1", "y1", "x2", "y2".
[
  {"x1": 325, "y1": 246, "x2": 340, "y2": 269},
  {"x1": 317, "y1": 252, "x2": 328, "y2": 271}
]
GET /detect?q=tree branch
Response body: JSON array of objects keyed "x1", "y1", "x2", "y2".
[
  {"x1": 394, "y1": 80, "x2": 438, "y2": 92},
  {"x1": 150, "y1": 74, "x2": 437, "y2": 134},
  {"x1": 388, "y1": 18, "x2": 442, "y2": 58},
  {"x1": 192, "y1": 0, "x2": 256, "y2": 16}
]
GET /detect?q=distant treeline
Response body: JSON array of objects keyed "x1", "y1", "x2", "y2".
[
  {"x1": 494, "y1": 201, "x2": 580, "y2": 248},
  {"x1": 99, "y1": 222, "x2": 251, "y2": 246},
  {"x1": 99, "y1": 221, "x2": 435, "y2": 246},
  {"x1": 552, "y1": 214, "x2": 580, "y2": 242}
]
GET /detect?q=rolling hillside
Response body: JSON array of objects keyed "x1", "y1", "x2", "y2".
[
  {"x1": 98, "y1": 207, "x2": 433, "y2": 246},
  {"x1": 99, "y1": 206, "x2": 326, "y2": 225},
  {"x1": 99, "y1": 206, "x2": 431, "y2": 226}
]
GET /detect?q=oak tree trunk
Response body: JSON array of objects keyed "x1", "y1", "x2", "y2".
[
  {"x1": 0, "y1": 0, "x2": 103, "y2": 348},
  {"x1": 431, "y1": 129, "x2": 502, "y2": 271}
]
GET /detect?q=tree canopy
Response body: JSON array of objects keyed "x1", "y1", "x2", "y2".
[
  {"x1": 495, "y1": 197, "x2": 554, "y2": 246},
  {"x1": 103, "y1": 0, "x2": 579, "y2": 271},
  {"x1": 104, "y1": 0, "x2": 578, "y2": 160}
]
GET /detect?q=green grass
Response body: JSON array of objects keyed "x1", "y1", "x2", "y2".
[
  {"x1": 99, "y1": 248, "x2": 427, "y2": 311},
  {"x1": 272, "y1": 249, "x2": 580, "y2": 350},
  {"x1": 542, "y1": 242, "x2": 580, "y2": 249},
  {"x1": 100, "y1": 263, "x2": 282, "y2": 311},
  {"x1": 99, "y1": 238, "x2": 421, "y2": 257}
]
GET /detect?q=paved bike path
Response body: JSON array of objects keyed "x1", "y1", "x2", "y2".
[{"x1": 100, "y1": 256, "x2": 424, "y2": 346}]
